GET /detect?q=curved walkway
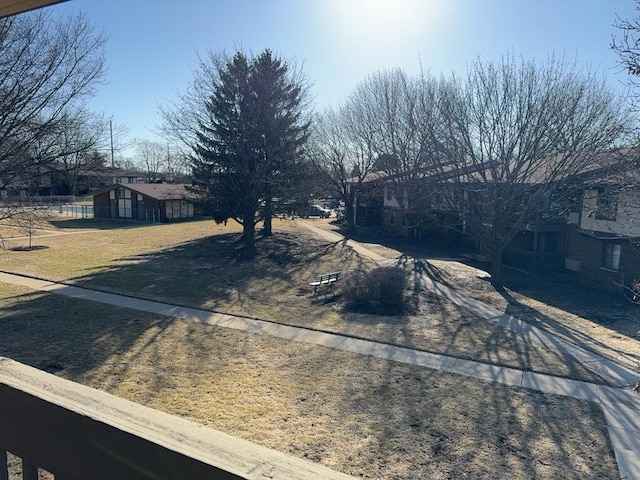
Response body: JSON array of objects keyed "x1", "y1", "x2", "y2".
[{"x1": 1, "y1": 223, "x2": 639, "y2": 479}]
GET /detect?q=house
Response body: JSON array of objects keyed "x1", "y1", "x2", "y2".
[
  {"x1": 350, "y1": 150, "x2": 640, "y2": 291},
  {"x1": 90, "y1": 183, "x2": 196, "y2": 222},
  {"x1": 106, "y1": 168, "x2": 147, "y2": 186},
  {"x1": 350, "y1": 161, "x2": 492, "y2": 243},
  {"x1": 562, "y1": 162, "x2": 640, "y2": 289}
]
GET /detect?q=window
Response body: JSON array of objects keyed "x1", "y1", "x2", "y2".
[
  {"x1": 596, "y1": 191, "x2": 618, "y2": 221},
  {"x1": 601, "y1": 242, "x2": 621, "y2": 271}
]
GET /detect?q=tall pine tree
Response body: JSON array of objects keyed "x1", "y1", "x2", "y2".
[{"x1": 192, "y1": 50, "x2": 309, "y2": 256}]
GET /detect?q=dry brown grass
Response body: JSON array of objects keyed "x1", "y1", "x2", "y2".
[
  {"x1": 311, "y1": 220, "x2": 640, "y2": 377},
  {"x1": 0, "y1": 217, "x2": 632, "y2": 478},
  {"x1": 0, "y1": 282, "x2": 618, "y2": 480},
  {"x1": 424, "y1": 259, "x2": 640, "y2": 375},
  {"x1": 0, "y1": 218, "x2": 613, "y2": 383}
]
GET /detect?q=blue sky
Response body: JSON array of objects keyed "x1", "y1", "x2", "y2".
[{"x1": 54, "y1": 0, "x2": 639, "y2": 158}]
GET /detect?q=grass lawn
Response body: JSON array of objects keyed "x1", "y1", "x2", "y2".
[{"x1": 0, "y1": 218, "x2": 624, "y2": 478}]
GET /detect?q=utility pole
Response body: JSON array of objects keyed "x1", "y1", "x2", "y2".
[
  {"x1": 110, "y1": 119, "x2": 114, "y2": 169},
  {"x1": 166, "y1": 142, "x2": 171, "y2": 179}
]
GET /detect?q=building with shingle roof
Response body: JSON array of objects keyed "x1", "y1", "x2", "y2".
[{"x1": 89, "y1": 183, "x2": 196, "y2": 222}]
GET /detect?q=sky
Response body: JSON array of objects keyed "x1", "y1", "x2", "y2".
[{"x1": 51, "y1": 0, "x2": 640, "y2": 159}]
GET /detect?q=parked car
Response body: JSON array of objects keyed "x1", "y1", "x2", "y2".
[
  {"x1": 322, "y1": 198, "x2": 340, "y2": 209},
  {"x1": 307, "y1": 204, "x2": 331, "y2": 218}
]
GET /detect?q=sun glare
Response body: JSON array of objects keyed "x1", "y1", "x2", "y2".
[
  {"x1": 313, "y1": 0, "x2": 452, "y2": 104},
  {"x1": 326, "y1": 0, "x2": 445, "y2": 47}
]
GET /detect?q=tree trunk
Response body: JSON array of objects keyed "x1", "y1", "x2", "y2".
[
  {"x1": 345, "y1": 191, "x2": 356, "y2": 231},
  {"x1": 242, "y1": 209, "x2": 257, "y2": 258},
  {"x1": 489, "y1": 249, "x2": 503, "y2": 286},
  {"x1": 262, "y1": 197, "x2": 273, "y2": 236}
]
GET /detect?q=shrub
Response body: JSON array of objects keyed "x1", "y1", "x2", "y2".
[{"x1": 343, "y1": 266, "x2": 408, "y2": 314}]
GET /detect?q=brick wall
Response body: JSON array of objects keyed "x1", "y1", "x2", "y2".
[{"x1": 565, "y1": 226, "x2": 640, "y2": 289}]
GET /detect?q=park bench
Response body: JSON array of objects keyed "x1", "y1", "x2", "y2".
[{"x1": 309, "y1": 271, "x2": 341, "y2": 295}]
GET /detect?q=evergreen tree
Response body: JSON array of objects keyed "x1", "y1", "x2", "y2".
[
  {"x1": 250, "y1": 50, "x2": 310, "y2": 236},
  {"x1": 192, "y1": 50, "x2": 309, "y2": 256}
]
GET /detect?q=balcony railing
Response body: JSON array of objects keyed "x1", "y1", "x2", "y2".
[{"x1": 0, "y1": 357, "x2": 354, "y2": 480}]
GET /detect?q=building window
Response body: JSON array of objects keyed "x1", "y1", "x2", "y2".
[
  {"x1": 601, "y1": 242, "x2": 621, "y2": 271},
  {"x1": 596, "y1": 191, "x2": 618, "y2": 221}
]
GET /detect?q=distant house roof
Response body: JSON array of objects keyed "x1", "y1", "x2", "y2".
[
  {"x1": 88, "y1": 183, "x2": 194, "y2": 201},
  {"x1": 353, "y1": 160, "x2": 497, "y2": 186},
  {"x1": 354, "y1": 148, "x2": 638, "y2": 187}
]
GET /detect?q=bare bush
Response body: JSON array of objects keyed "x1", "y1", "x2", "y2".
[{"x1": 343, "y1": 266, "x2": 408, "y2": 314}]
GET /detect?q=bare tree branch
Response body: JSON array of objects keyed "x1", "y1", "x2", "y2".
[{"x1": 0, "y1": 10, "x2": 107, "y2": 196}]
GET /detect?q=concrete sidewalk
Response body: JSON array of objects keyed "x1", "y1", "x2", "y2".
[{"x1": 1, "y1": 223, "x2": 640, "y2": 478}]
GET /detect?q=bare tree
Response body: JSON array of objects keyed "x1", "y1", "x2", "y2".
[
  {"x1": 0, "y1": 11, "x2": 106, "y2": 196},
  {"x1": 0, "y1": 201, "x2": 52, "y2": 250},
  {"x1": 136, "y1": 139, "x2": 166, "y2": 182},
  {"x1": 437, "y1": 55, "x2": 632, "y2": 285},
  {"x1": 47, "y1": 111, "x2": 126, "y2": 195},
  {"x1": 164, "y1": 143, "x2": 190, "y2": 179},
  {"x1": 612, "y1": 0, "x2": 640, "y2": 111},
  {"x1": 351, "y1": 69, "x2": 451, "y2": 231},
  {"x1": 309, "y1": 106, "x2": 378, "y2": 230},
  {"x1": 348, "y1": 69, "x2": 432, "y2": 174},
  {"x1": 12, "y1": 206, "x2": 51, "y2": 250}
]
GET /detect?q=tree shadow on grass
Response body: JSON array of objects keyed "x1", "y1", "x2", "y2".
[
  {"x1": 331, "y1": 222, "x2": 639, "y2": 339},
  {"x1": 45, "y1": 227, "x2": 371, "y2": 331},
  {"x1": 329, "y1": 221, "x2": 461, "y2": 261},
  {"x1": 0, "y1": 223, "x2": 373, "y2": 394},
  {"x1": 497, "y1": 285, "x2": 640, "y2": 378},
  {"x1": 0, "y1": 288, "x2": 172, "y2": 387},
  {"x1": 498, "y1": 265, "x2": 638, "y2": 326},
  {"x1": 410, "y1": 259, "x2": 612, "y2": 384},
  {"x1": 291, "y1": 337, "x2": 619, "y2": 479},
  {"x1": 0, "y1": 222, "x2": 623, "y2": 479},
  {"x1": 48, "y1": 218, "x2": 147, "y2": 231},
  {"x1": 10, "y1": 245, "x2": 48, "y2": 251},
  {"x1": 334, "y1": 223, "x2": 640, "y2": 376}
]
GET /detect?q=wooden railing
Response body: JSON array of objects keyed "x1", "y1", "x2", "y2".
[{"x1": 0, "y1": 357, "x2": 354, "y2": 480}]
